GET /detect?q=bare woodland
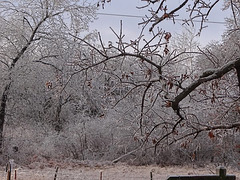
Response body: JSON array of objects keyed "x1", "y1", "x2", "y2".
[{"x1": 0, "y1": 0, "x2": 240, "y2": 167}]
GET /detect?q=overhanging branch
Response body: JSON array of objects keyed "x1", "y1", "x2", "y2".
[{"x1": 171, "y1": 58, "x2": 240, "y2": 111}]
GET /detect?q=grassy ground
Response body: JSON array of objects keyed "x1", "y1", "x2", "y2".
[{"x1": 0, "y1": 163, "x2": 239, "y2": 180}]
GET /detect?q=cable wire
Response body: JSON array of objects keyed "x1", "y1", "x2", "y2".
[{"x1": 96, "y1": 12, "x2": 226, "y2": 25}]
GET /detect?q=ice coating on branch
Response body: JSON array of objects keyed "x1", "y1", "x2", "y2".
[{"x1": 200, "y1": 69, "x2": 216, "y2": 78}]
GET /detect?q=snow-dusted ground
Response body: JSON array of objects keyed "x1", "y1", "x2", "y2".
[{"x1": 0, "y1": 163, "x2": 239, "y2": 180}]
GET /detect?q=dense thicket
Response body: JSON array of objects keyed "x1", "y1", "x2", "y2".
[{"x1": 0, "y1": 0, "x2": 240, "y2": 167}]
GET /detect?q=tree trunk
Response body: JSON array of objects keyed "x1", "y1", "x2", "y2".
[
  {"x1": 235, "y1": 59, "x2": 240, "y2": 91},
  {"x1": 54, "y1": 95, "x2": 63, "y2": 132},
  {"x1": 0, "y1": 82, "x2": 11, "y2": 153}
]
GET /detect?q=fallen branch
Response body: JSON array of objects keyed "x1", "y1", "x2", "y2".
[{"x1": 112, "y1": 146, "x2": 142, "y2": 164}]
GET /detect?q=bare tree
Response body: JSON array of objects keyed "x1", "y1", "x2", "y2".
[{"x1": 0, "y1": 0, "x2": 96, "y2": 151}]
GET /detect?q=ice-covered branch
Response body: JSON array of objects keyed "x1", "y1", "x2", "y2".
[{"x1": 171, "y1": 58, "x2": 240, "y2": 112}]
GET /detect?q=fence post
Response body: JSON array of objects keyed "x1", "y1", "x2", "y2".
[
  {"x1": 7, "y1": 170, "x2": 11, "y2": 180},
  {"x1": 6, "y1": 160, "x2": 13, "y2": 180},
  {"x1": 14, "y1": 169, "x2": 17, "y2": 180},
  {"x1": 150, "y1": 171, "x2": 153, "y2": 180},
  {"x1": 217, "y1": 166, "x2": 227, "y2": 180},
  {"x1": 54, "y1": 166, "x2": 59, "y2": 180},
  {"x1": 100, "y1": 171, "x2": 102, "y2": 180}
]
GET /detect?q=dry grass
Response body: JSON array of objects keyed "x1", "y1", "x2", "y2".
[{"x1": 0, "y1": 163, "x2": 239, "y2": 180}]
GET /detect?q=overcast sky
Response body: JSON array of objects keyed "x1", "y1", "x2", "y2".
[{"x1": 89, "y1": 0, "x2": 231, "y2": 46}]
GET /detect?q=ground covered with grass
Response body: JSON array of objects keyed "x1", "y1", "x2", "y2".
[{"x1": 0, "y1": 161, "x2": 239, "y2": 180}]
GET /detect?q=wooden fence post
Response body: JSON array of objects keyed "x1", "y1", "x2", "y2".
[
  {"x1": 100, "y1": 171, "x2": 103, "y2": 180},
  {"x1": 7, "y1": 170, "x2": 11, "y2": 180},
  {"x1": 54, "y1": 166, "x2": 59, "y2": 180},
  {"x1": 6, "y1": 160, "x2": 12, "y2": 180},
  {"x1": 150, "y1": 171, "x2": 153, "y2": 180},
  {"x1": 14, "y1": 169, "x2": 17, "y2": 180}
]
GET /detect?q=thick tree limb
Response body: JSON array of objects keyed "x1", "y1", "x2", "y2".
[{"x1": 171, "y1": 58, "x2": 240, "y2": 111}]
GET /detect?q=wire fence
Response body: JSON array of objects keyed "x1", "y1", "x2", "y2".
[
  {"x1": 0, "y1": 168, "x2": 159, "y2": 180},
  {"x1": 1, "y1": 170, "x2": 159, "y2": 180},
  {"x1": 0, "y1": 162, "x2": 238, "y2": 180}
]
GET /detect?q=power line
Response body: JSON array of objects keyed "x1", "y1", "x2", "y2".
[
  {"x1": 97, "y1": 12, "x2": 145, "y2": 19},
  {"x1": 96, "y1": 12, "x2": 226, "y2": 25}
]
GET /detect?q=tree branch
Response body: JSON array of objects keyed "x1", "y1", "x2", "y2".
[
  {"x1": 34, "y1": 55, "x2": 62, "y2": 72},
  {"x1": 0, "y1": 60, "x2": 9, "y2": 68},
  {"x1": 10, "y1": 14, "x2": 49, "y2": 69},
  {"x1": 171, "y1": 58, "x2": 240, "y2": 111},
  {"x1": 140, "y1": 82, "x2": 152, "y2": 135},
  {"x1": 170, "y1": 122, "x2": 240, "y2": 144},
  {"x1": 149, "y1": 0, "x2": 188, "y2": 31}
]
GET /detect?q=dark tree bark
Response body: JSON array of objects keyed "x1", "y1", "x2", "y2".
[
  {"x1": 235, "y1": 59, "x2": 240, "y2": 91},
  {"x1": 0, "y1": 82, "x2": 11, "y2": 153}
]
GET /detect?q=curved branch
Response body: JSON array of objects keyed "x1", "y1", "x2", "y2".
[
  {"x1": 69, "y1": 33, "x2": 107, "y2": 57},
  {"x1": 34, "y1": 55, "x2": 62, "y2": 72},
  {"x1": 140, "y1": 82, "x2": 152, "y2": 135},
  {"x1": 171, "y1": 58, "x2": 240, "y2": 111}
]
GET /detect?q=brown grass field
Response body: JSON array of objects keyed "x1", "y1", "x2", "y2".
[{"x1": 0, "y1": 162, "x2": 239, "y2": 180}]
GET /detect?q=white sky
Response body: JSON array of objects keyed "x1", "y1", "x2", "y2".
[{"x1": 89, "y1": 0, "x2": 231, "y2": 46}]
